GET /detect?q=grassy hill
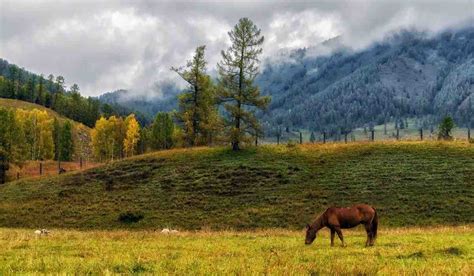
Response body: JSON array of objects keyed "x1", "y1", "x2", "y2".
[{"x1": 0, "y1": 142, "x2": 472, "y2": 230}]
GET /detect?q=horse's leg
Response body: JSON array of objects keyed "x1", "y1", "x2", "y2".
[
  {"x1": 334, "y1": 227, "x2": 345, "y2": 247},
  {"x1": 330, "y1": 229, "x2": 335, "y2": 247},
  {"x1": 364, "y1": 223, "x2": 371, "y2": 247}
]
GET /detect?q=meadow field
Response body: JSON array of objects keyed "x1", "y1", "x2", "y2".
[
  {"x1": 0, "y1": 226, "x2": 472, "y2": 274},
  {"x1": 0, "y1": 142, "x2": 472, "y2": 274}
]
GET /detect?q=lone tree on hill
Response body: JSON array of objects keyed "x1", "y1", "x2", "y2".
[
  {"x1": 438, "y1": 116, "x2": 455, "y2": 140},
  {"x1": 217, "y1": 18, "x2": 270, "y2": 151}
]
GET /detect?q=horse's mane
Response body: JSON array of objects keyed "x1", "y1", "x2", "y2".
[{"x1": 310, "y1": 211, "x2": 326, "y2": 230}]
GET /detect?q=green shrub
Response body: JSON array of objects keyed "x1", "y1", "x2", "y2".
[{"x1": 118, "y1": 212, "x2": 144, "y2": 224}]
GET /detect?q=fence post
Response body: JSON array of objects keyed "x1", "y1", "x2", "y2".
[
  {"x1": 371, "y1": 130, "x2": 375, "y2": 141},
  {"x1": 468, "y1": 128, "x2": 471, "y2": 140},
  {"x1": 255, "y1": 135, "x2": 258, "y2": 146},
  {"x1": 323, "y1": 132, "x2": 326, "y2": 144},
  {"x1": 396, "y1": 129, "x2": 400, "y2": 141},
  {"x1": 420, "y1": 128, "x2": 423, "y2": 141},
  {"x1": 344, "y1": 133, "x2": 348, "y2": 143},
  {"x1": 80, "y1": 157, "x2": 83, "y2": 169},
  {"x1": 299, "y1": 132, "x2": 302, "y2": 144},
  {"x1": 39, "y1": 162, "x2": 43, "y2": 176}
]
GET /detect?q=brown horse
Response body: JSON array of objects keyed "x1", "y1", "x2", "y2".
[{"x1": 305, "y1": 204, "x2": 378, "y2": 247}]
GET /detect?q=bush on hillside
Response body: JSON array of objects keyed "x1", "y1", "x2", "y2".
[{"x1": 118, "y1": 212, "x2": 144, "y2": 224}]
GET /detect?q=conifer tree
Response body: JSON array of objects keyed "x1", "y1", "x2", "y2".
[
  {"x1": 217, "y1": 18, "x2": 270, "y2": 150},
  {"x1": 36, "y1": 75, "x2": 45, "y2": 105},
  {"x1": 438, "y1": 116, "x2": 455, "y2": 140},
  {"x1": 172, "y1": 46, "x2": 220, "y2": 146},
  {"x1": 60, "y1": 121, "x2": 73, "y2": 161},
  {"x1": 150, "y1": 112, "x2": 174, "y2": 150}
]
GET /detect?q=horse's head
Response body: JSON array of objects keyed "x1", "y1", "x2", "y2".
[{"x1": 305, "y1": 224, "x2": 317, "y2": 245}]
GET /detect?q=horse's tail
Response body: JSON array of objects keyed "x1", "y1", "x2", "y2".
[{"x1": 371, "y1": 208, "x2": 378, "y2": 240}]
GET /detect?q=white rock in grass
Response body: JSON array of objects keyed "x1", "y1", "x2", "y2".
[
  {"x1": 161, "y1": 228, "x2": 170, "y2": 234},
  {"x1": 34, "y1": 229, "x2": 50, "y2": 235}
]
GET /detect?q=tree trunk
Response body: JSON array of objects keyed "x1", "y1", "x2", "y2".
[
  {"x1": 233, "y1": 47, "x2": 245, "y2": 151},
  {"x1": 191, "y1": 82, "x2": 199, "y2": 146},
  {"x1": 232, "y1": 141, "x2": 240, "y2": 151}
]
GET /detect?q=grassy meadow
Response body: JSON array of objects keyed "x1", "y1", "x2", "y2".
[{"x1": 0, "y1": 226, "x2": 472, "y2": 274}]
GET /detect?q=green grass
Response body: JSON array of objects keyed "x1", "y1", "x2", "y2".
[
  {"x1": 0, "y1": 226, "x2": 472, "y2": 274},
  {"x1": 0, "y1": 141, "x2": 472, "y2": 230}
]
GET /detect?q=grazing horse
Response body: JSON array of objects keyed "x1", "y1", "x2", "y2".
[{"x1": 305, "y1": 204, "x2": 378, "y2": 247}]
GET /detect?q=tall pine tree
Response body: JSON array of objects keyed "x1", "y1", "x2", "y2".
[{"x1": 217, "y1": 18, "x2": 270, "y2": 151}]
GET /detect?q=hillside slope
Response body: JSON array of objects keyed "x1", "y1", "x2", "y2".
[
  {"x1": 0, "y1": 98, "x2": 64, "y2": 119},
  {"x1": 1, "y1": 142, "x2": 472, "y2": 230},
  {"x1": 0, "y1": 98, "x2": 93, "y2": 160}
]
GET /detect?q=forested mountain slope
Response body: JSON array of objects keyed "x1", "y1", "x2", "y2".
[
  {"x1": 98, "y1": 84, "x2": 180, "y2": 122},
  {"x1": 0, "y1": 59, "x2": 144, "y2": 127},
  {"x1": 257, "y1": 26, "x2": 474, "y2": 134}
]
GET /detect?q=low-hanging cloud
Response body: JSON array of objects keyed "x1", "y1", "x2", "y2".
[{"x1": 0, "y1": 0, "x2": 472, "y2": 97}]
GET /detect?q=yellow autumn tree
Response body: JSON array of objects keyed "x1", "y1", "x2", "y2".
[
  {"x1": 124, "y1": 114, "x2": 140, "y2": 157},
  {"x1": 15, "y1": 109, "x2": 54, "y2": 160},
  {"x1": 91, "y1": 116, "x2": 127, "y2": 161},
  {"x1": 36, "y1": 110, "x2": 54, "y2": 160},
  {"x1": 91, "y1": 117, "x2": 110, "y2": 162},
  {"x1": 108, "y1": 116, "x2": 126, "y2": 160}
]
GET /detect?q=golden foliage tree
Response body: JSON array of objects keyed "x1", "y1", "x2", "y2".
[
  {"x1": 124, "y1": 114, "x2": 140, "y2": 157},
  {"x1": 91, "y1": 116, "x2": 127, "y2": 161}
]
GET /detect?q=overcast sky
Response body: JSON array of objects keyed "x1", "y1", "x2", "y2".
[{"x1": 0, "y1": 0, "x2": 473, "y2": 97}]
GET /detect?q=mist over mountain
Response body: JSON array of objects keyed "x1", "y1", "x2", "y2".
[
  {"x1": 98, "y1": 82, "x2": 180, "y2": 120},
  {"x1": 257, "y1": 25, "x2": 473, "y2": 134},
  {"x1": 97, "y1": 25, "x2": 474, "y2": 133}
]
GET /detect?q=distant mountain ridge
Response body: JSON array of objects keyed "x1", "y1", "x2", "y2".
[
  {"x1": 96, "y1": 26, "x2": 474, "y2": 134},
  {"x1": 98, "y1": 83, "x2": 180, "y2": 121},
  {"x1": 257, "y1": 26, "x2": 474, "y2": 134}
]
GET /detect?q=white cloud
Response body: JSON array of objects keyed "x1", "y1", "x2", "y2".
[{"x1": 0, "y1": 0, "x2": 472, "y2": 96}]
